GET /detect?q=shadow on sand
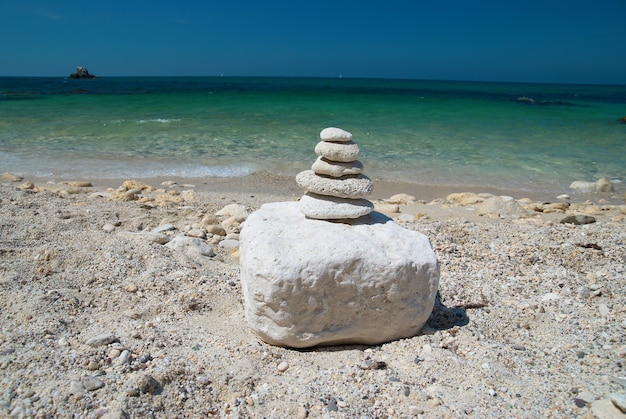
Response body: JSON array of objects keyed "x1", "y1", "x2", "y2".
[{"x1": 424, "y1": 292, "x2": 470, "y2": 331}]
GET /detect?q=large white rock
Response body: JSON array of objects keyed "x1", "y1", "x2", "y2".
[
  {"x1": 239, "y1": 202, "x2": 440, "y2": 348},
  {"x1": 215, "y1": 203, "x2": 249, "y2": 218},
  {"x1": 296, "y1": 170, "x2": 373, "y2": 198},
  {"x1": 299, "y1": 193, "x2": 373, "y2": 219}
]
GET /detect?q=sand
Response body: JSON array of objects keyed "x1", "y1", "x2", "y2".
[{"x1": 1, "y1": 173, "x2": 625, "y2": 418}]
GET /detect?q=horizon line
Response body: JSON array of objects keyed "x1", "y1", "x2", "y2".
[{"x1": 1, "y1": 74, "x2": 625, "y2": 87}]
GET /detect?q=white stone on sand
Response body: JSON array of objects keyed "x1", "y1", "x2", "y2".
[
  {"x1": 165, "y1": 236, "x2": 216, "y2": 257},
  {"x1": 239, "y1": 202, "x2": 440, "y2": 348},
  {"x1": 215, "y1": 203, "x2": 249, "y2": 218}
]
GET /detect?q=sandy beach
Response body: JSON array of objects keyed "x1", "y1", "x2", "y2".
[{"x1": 1, "y1": 173, "x2": 625, "y2": 418}]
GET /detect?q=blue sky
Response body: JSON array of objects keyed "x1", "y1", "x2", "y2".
[{"x1": 1, "y1": 0, "x2": 625, "y2": 84}]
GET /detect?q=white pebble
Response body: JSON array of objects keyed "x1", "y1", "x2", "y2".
[
  {"x1": 117, "y1": 350, "x2": 130, "y2": 365},
  {"x1": 102, "y1": 223, "x2": 116, "y2": 233},
  {"x1": 85, "y1": 333, "x2": 116, "y2": 347},
  {"x1": 153, "y1": 223, "x2": 175, "y2": 233},
  {"x1": 541, "y1": 293, "x2": 560, "y2": 302},
  {"x1": 277, "y1": 361, "x2": 289, "y2": 372},
  {"x1": 577, "y1": 286, "x2": 590, "y2": 298},
  {"x1": 81, "y1": 375, "x2": 105, "y2": 391},
  {"x1": 598, "y1": 304, "x2": 610, "y2": 318},
  {"x1": 409, "y1": 405, "x2": 423, "y2": 416},
  {"x1": 10, "y1": 406, "x2": 25, "y2": 417},
  {"x1": 125, "y1": 284, "x2": 138, "y2": 293},
  {"x1": 296, "y1": 405, "x2": 308, "y2": 418}
]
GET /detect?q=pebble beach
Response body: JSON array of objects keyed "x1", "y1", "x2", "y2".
[{"x1": 1, "y1": 172, "x2": 625, "y2": 418}]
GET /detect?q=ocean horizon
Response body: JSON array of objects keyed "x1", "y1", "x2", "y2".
[{"x1": 1, "y1": 76, "x2": 625, "y2": 195}]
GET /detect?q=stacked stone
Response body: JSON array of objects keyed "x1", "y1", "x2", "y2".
[{"x1": 296, "y1": 127, "x2": 374, "y2": 220}]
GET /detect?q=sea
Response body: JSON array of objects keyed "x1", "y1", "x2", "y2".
[{"x1": 1, "y1": 76, "x2": 625, "y2": 195}]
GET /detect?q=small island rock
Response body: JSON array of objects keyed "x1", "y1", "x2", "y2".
[{"x1": 70, "y1": 66, "x2": 97, "y2": 79}]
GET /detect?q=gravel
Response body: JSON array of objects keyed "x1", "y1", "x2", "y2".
[{"x1": 0, "y1": 178, "x2": 624, "y2": 417}]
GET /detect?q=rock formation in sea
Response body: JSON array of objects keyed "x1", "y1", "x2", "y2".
[
  {"x1": 239, "y1": 127, "x2": 440, "y2": 348},
  {"x1": 69, "y1": 66, "x2": 97, "y2": 79}
]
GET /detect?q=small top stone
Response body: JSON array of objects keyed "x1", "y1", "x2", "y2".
[{"x1": 320, "y1": 127, "x2": 352, "y2": 142}]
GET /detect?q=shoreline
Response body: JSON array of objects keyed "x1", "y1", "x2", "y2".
[{"x1": 15, "y1": 170, "x2": 626, "y2": 205}]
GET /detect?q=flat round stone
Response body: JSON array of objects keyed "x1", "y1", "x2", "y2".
[
  {"x1": 314, "y1": 141, "x2": 359, "y2": 163},
  {"x1": 320, "y1": 127, "x2": 352, "y2": 142},
  {"x1": 299, "y1": 193, "x2": 374, "y2": 219},
  {"x1": 296, "y1": 170, "x2": 373, "y2": 198},
  {"x1": 311, "y1": 157, "x2": 363, "y2": 177}
]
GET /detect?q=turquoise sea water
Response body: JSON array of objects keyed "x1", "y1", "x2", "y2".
[{"x1": 1, "y1": 77, "x2": 625, "y2": 193}]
